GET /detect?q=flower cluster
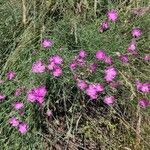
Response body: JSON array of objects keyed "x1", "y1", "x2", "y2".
[
  {"x1": 99, "y1": 10, "x2": 118, "y2": 33},
  {"x1": 48, "y1": 55, "x2": 63, "y2": 77},
  {"x1": 27, "y1": 86, "x2": 47, "y2": 104}
]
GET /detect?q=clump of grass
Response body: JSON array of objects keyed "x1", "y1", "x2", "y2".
[{"x1": 0, "y1": 0, "x2": 150, "y2": 149}]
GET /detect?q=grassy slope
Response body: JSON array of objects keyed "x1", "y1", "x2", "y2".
[{"x1": 0, "y1": 0, "x2": 150, "y2": 149}]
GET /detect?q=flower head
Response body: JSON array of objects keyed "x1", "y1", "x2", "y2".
[
  {"x1": 138, "y1": 99, "x2": 150, "y2": 108},
  {"x1": 42, "y1": 39, "x2": 53, "y2": 48},
  {"x1": 77, "y1": 80, "x2": 87, "y2": 90},
  {"x1": 6, "y1": 71, "x2": 16, "y2": 80},
  {"x1": 127, "y1": 40, "x2": 137, "y2": 54},
  {"x1": 104, "y1": 96, "x2": 115, "y2": 105},
  {"x1": 32, "y1": 60, "x2": 46, "y2": 73},
  {"x1": 79, "y1": 50, "x2": 87, "y2": 58},
  {"x1": 144, "y1": 55, "x2": 150, "y2": 61},
  {"x1": 89, "y1": 63, "x2": 97, "y2": 73},
  {"x1": 96, "y1": 50, "x2": 106, "y2": 61},
  {"x1": 107, "y1": 10, "x2": 118, "y2": 22},
  {"x1": 49, "y1": 55, "x2": 63, "y2": 65},
  {"x1": 13, "y1": 102, "x2": 24, "y2": 110},
  {"x1": 0, "y1": 94, "x2": 6, "y2": 101},
  {"x1": 99, "y1": 21, "x2": 109, "y2": 33},
  {"x1": 120, "y1": 54, "x2": 129, "y2": 63},
  {"x1": 18, "y1": 122, "x2": 28, "y2": 134},
  {"x1": 104, "y1": 56, "x2": 113, "y2": 65},
  {"x1": 9, "y1": 117, "x2": 19, "y2": 127},
  {"x1": 52, "y1": 67, "x2": 62, "y2": 77},
  {"x1": 131, "y1": 28, "x2": 142, "y2": 38},
  {"x1": 136, "y1": 81, "x2": 150, "y2": 93}
]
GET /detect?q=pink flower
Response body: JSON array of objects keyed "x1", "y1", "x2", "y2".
[
  {"x1": 90, "y1": 63, "x2": 97, "y2": 73},
  {"x1": 42, "y1": 39, "x2": 53, "y2": 48},
  {"x1": 32, "y1": 60, "x2": 46, "y2": 73},
  {"x1": 104, "y1": 66, "x2": 117, "y2": 82},
  {"x1": 6, "y1": 71, "x2": 16, "y2": 80},
  {"x1": 70, "y1": 62, "x2": 77, "y2": 70},
  {"x1": 107, "y1": 10, "x2": 118, "y2": 22},
  {"x1": 95, "y1": 83, "x2": 104, "y2": 93},
  {"x1": 47, "y1": 62, "x2": 56, "y2": 71},
  {"x1": 27, "y1": 86, "x2": 47, "y2": 104},
  {"x1": 131, "y1": 28, "x2": 142, "y2": 38},
  {"x1": 9, "y1": 117, "x2": 19, "y2": 127},
  {"x1": 104, "y1": 96, "x2": 115, "y2": 105},
  {"x1": 86, "y1": 84, "x2": 98, "y2": 99},
  {"x1": 120, "y1": 54, "x2": 129, "y2": 63},
  {"x1": 104, "y1": 56, "x2": 112, "y2": 65},
  {"x1": 144, "y1": 55, "x2": 150, "y2": 61},
  {"x1": 14, "y1": 88, "x2": 22, "y2": 97},
  {"x1": 77, "y1": 80, "x2": 87, "y2": 90},
  {"x1": 49, "y1": 55, "x2": 63, "y2": 65},
  {"x1": 79, "y1": 50, "x2": 87, "y2": 58},
  {"x1": 136, "y1": 81, "x2": 150, "y2": 93},
  {"x1": 47, "y1": 110, "x2": 53, "y2": 117},
  {"x1": 13, "y1": 102, "x2": 24, "y2": 110},
  {"x1": 96, "y1": 50, "x2": 106, "y2": 61},
  {"x1": 0, "y1": 94, "x2": 6, "y2": 101},
  {"x1": 127, "y1": 41, "x2": 137, "y2": 54},
  {"x1": 52, "y1": 67, "x2": 62, "y2": 77},
  {"x1": 18, "y1": 122, "x2": 28, "y2": 134},
  {"x1": 99, "y1": 21, "x2": 109, "y2": 33},
  {"x1": 138, "y1": 99, "x2": 150, "y2": 108},
  {"x1": 77, "y1": 58, "x2": 86, "y2": 66}
]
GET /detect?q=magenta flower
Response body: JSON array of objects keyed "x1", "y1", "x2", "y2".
[
  {"x1": 107, "y1": 10, "x2": 118, "y2": 22},
  {"x1": 48, "y1": 62, "x2": 56, "y2": 71},
  {"x1": 96, "y1": 50, "x2": 106, "y2": 61},
  {"x1": 52, "y1": 67, "x2": 62, "y2": 77},
  {"x1": 18, "y1": 122, "x2": 28, "y2": 134},
  {"x1": 120, "y1": 54, "x2": 129, "y2": 63},
  {"x1": 104, "y1": 56, "x2": 112, "y2": 65},
  {"x1": 104, "y1": 96, "x2": 115, "y2": 105},
  {"x1": 49, "y1": 55, "x2": 63, "y2": 65},
  {"x1": 89, "y1": 63, "x2": 97, "y2": 73},
  {"x1": 99, "y1": 21, "x2": 109, "y2": 33},
  {"x1": 32, "y1": 60, "x2": 46, "y2": 73},
  {"x1": 14, "y1": 88, "x2": 22, "y2": 97},
  {"x1": 13, "y1": 102, "x2": 24, "y2": 110},
  {"x1": 131, "y1": 28, "x2": 142, "y2": 38},
  {"x1": 77, "y1": 58, "x2": 86, "y2": 66},
  {"x1": 9, "y1": 117, "x2": 19, "y2": 127},
  {"x1": 127, "y1": 41, "x2": 137, "y2": 54},
  {"x1": 104, "y1": 66, "x2": 117, "y2": 82},
  {"x1": 27, "y1": 86, "x2": 47, "y2": 104},
  {"x1": 138, "y1": 99, "x2": 150, "y2": 108},
  {"x1": 6, "y1": 71, "x2": 16, "y2": 80},
  {"x1": 95, "y1": 83, "x2": 104, "y2": 93},
  {"x1": 136, "y1": 81, "x2": 150, "y2": 93},
  {"x1": 86, "y1": 84, "x2": 98, "y2": 99},
  {"x1": 144, "y1": 55, "x2": 150, "y2": 61},
  {"x1": 42, "y1": 39, "x2": 53, "y2": 48},
  {"x1": 0, "y1": 94, "x2": 6, "y2": 101},
  {"x1": 70, "y1": 62, "x2": 77, "y2": 70},
  {"x1": 79, "y1": 50, "x2": 87, "y2": 58},
  {"x1": 77, "y1": 80, "x2": 88, "y2": 90}
]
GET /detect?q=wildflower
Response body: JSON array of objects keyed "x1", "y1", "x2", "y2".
[
  {"x1": 9, "y1": 117, "x2": 19, "y2": 127},
  {"x1": 120, "y1": 54, "x2": 129, "y2": 63},
  {"x1": 144, "y1": 55, "x2": 150, "y2": 61},
  {"x1": 95, "y1": 83, "x2": 104, "y2": 93},
  {"x1": 127, "y1": 40, "x2": 137, "y2": 54},
  {"x1": 27, "y1": 86, "x2": 47, "y2": 104},
  {"x1": 0, "y1": 94, "x2": 6, "y2": 101},
  {"x1": 96, "y1": 50, "x2": 106, "y2": 61},
  {"x1": 52, "y1": 67, "x2": 62, "y2": 77},
  {"x1": 14, "y1": 88, "x2": 22, "y2": 97},
  {"x1": 47, "y1": 110, "x2": 53, "y2": 117},
  {"x1": 104, "y1": 96, "x2": 115, "y2": 105},
  {"x1": 6, "y1": 71, "x2": 16, "y2": 80},
  {"x1": 70, "y1": 62, "x2": 77, "y2": 70},
  {"x1": 42, "y1": 39, "x2": 53, "y2": 48},
  {"x1": 107, "y1": 10, "x2": 118, "y2": 22},
  {"x1": 79, "y1": 50, "x2": 87, "y2": 58},
  {"x1": 77, "y1": 80, "x2": 87, "y2": 90},
  {"x1": 13, "y1": 102, "x2": 24, "y2": 110},
  {"x1": 104, "y1": 56, "x2": 112, "y2": 65},
  {"x1": 32, "y1": 60, "x2": 46, "y2": 73},
  {"x1": 138, "y1": 99, "x2": 150, "y2": 108},
  {"x1": 99, "y1": 21, "x2": 109, "y2": 33},
  {"x1": 47, "y1": 62, "x2": 56, "y2": 71},
  {"x1": 131, "y1": 28, "x2": 142, "y2": 38},
  {"x1": 104, "y1": 66, "x2": 117, "y2": 82},
  {"x1": 77, "y1": 58, "x2": 86, "y2": 66},
  {"x1": 136, "y1": 81, "x2": 150, "y2": 93},
  {"x1": 89, "y1": 63, "x2": 97, "y2": 73},
  {"x1": 86, "y1": 84, "x2": 98, "y2": 99},
  {"x1": 18, "y1": 122, "x2": 28, "y2": 134},
  {"x1": 49, "y1": 55, "x2": 63, "y2": 65}
]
